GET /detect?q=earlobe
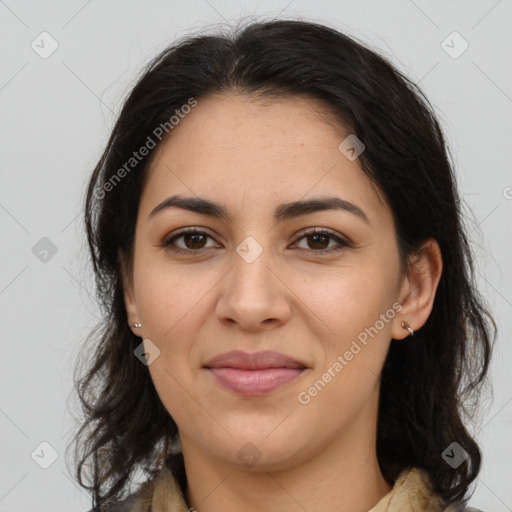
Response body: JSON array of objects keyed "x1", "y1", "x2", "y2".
[
  {"x1": 392, "y1": 238, "x2": 443, "y2": 340},
  {"x1": 119, "y1": 251, "x2": 141, "y2": 333}
]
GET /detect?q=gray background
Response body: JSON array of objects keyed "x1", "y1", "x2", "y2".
[{"x1": 1, "y1": 1, "x2": 511, "y2": 510}]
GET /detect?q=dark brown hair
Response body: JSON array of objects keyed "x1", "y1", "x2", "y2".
[{"x1": 73, "y1": 18, "x2": 496, "y2": 510}]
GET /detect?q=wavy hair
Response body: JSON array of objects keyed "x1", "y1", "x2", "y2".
[{"x1": 73, "y1": 18, "x2": 496, "y2": 510}]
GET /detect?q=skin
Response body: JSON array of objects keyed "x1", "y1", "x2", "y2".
[{"x1": 122, "y1": 93, "x2": 442, "y2": 512}]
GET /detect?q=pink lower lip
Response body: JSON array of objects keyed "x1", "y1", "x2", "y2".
[{"x1": 208, "y1": 367, "x2": 305, "y2": 396}]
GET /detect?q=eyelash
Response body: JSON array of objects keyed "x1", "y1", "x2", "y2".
[{"x1": 161, "y1": 227, "x2": 351, "y2": 256}]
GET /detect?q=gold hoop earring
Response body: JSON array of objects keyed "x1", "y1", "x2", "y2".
[{"x1": 401, "y1": 321, "x2": 414, "y2": 337}]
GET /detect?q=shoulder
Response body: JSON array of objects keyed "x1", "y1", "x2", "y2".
[
  {"x1": 389, "y1": 467, "x2": 486, "y2": 512},
  {"x1": 86, "y1": 453, "x2": 187, "y2": 512},
  {"x1": 86, "y1": 479, "x2": 154, "y2": 512}
]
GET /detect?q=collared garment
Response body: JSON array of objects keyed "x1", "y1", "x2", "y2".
[{"x1": 98, "y1": 454, "x2": 484, "y2": 512}]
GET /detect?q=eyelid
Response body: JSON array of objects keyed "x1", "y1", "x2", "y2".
[
  {"x1": 161, "y1": 226, "x2": 352, "y2": 254},
  {"x1": 162, "y1": 226, "x2": 220, "y2": 247},
  {"x1": 293, "y1": 226, "x2": 351, "y2": 244}
]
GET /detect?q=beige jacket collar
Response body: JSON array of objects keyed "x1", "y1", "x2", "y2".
[{"x1": 144, "y1": 465, "x2": 452, "y2": 512}]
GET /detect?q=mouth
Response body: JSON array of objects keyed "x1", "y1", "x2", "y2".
[
  {"x1": 203, "y1": 350, "x2": 307, "y2": 396},
  {"x1": 207, "y1": 367, "x2": 306, "y2": 396}
]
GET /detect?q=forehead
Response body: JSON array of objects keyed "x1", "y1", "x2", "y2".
[{"x1": 138, "y1": 93, "x2": 390, "y2": 226}]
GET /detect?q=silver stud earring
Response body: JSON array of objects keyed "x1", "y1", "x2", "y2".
[
  {"x1": 401, "y1": 321, "x2": 414, "y2": 336},
  {"x1": 132, "y1": 323, "x2": 142, "y2": 328}
]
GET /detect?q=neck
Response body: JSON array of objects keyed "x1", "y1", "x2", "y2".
[{"x1": 182, "y1": 398, "x2": 392, "y2": 512}]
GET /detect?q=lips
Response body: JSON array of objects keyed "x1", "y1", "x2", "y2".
[
  {"x1": 204, "y1": 350, "x2": 306, "y2": 370},
  {"x1": 203, "y1": 350, "x2": 307, "y2": 396}
]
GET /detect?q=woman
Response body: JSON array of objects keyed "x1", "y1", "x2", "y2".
[{"x1": 73, "y1": 19, "x2": 495, "y2": 512}]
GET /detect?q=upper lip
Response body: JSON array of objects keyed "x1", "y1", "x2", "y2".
[{"x1": 203, "y1": 350, "x2": 307, "y2": 370}]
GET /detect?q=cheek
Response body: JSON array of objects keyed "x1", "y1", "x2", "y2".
[
  {"x1": 295, "y1": 260, "x2": 399, "y2": 342},
  {"x1": 135, "y1": 265, "x2": 204, "y2": 426},
  {"x1": 134, "y1": 256, "x2": 212, "y2": 340},
  {"x1": 293, "y1": 257, "x2": 399, "y2": 402},
  {"x1": 133, "y1": 260, "x2": 205, "y2": 402}
]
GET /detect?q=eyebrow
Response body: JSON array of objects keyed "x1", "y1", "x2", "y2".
[{"x1": 149, "y1": 194, "x2": 370, "y2": 224}]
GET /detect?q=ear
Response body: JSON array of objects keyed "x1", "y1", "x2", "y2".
[
  {"x1": 391, "y1": 238, "x2": 443, "y2": 340},
  {"x1": 119, "y1": 251, "x2": 141, "y2": 336}
]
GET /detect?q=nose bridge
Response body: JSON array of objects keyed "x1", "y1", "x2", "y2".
[
  {"x1": 216, "y1": 233, "x2": 290, "y2": 329},
  {"x1": 231, "y1": 233, "x2": 276, "y2": 301}
]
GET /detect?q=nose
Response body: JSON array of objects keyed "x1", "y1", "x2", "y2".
[{"x1": 215, "y1": 244, "x2": 292, "y2": 332}]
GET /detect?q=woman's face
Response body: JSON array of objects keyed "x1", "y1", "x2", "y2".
[{"x1": 123, "y1": 93, "x2": 409, "y2": 470}]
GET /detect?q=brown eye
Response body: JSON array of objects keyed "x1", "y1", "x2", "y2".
[
  {"x1": 161, "y1": 227, "x2": 350, "y2": 256},
  {"x1": 293, "y1": 228, "x2": 351, "y2": 255},
  {"x1": 306, "y1": 233, "x2": 330, "y2": 250},
  {"x1": 162, "y1": 228, "x2": 218, "y2": 254},
  {"x1": 181, "y1": 232, "x2": 208, "y2": 250}
]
